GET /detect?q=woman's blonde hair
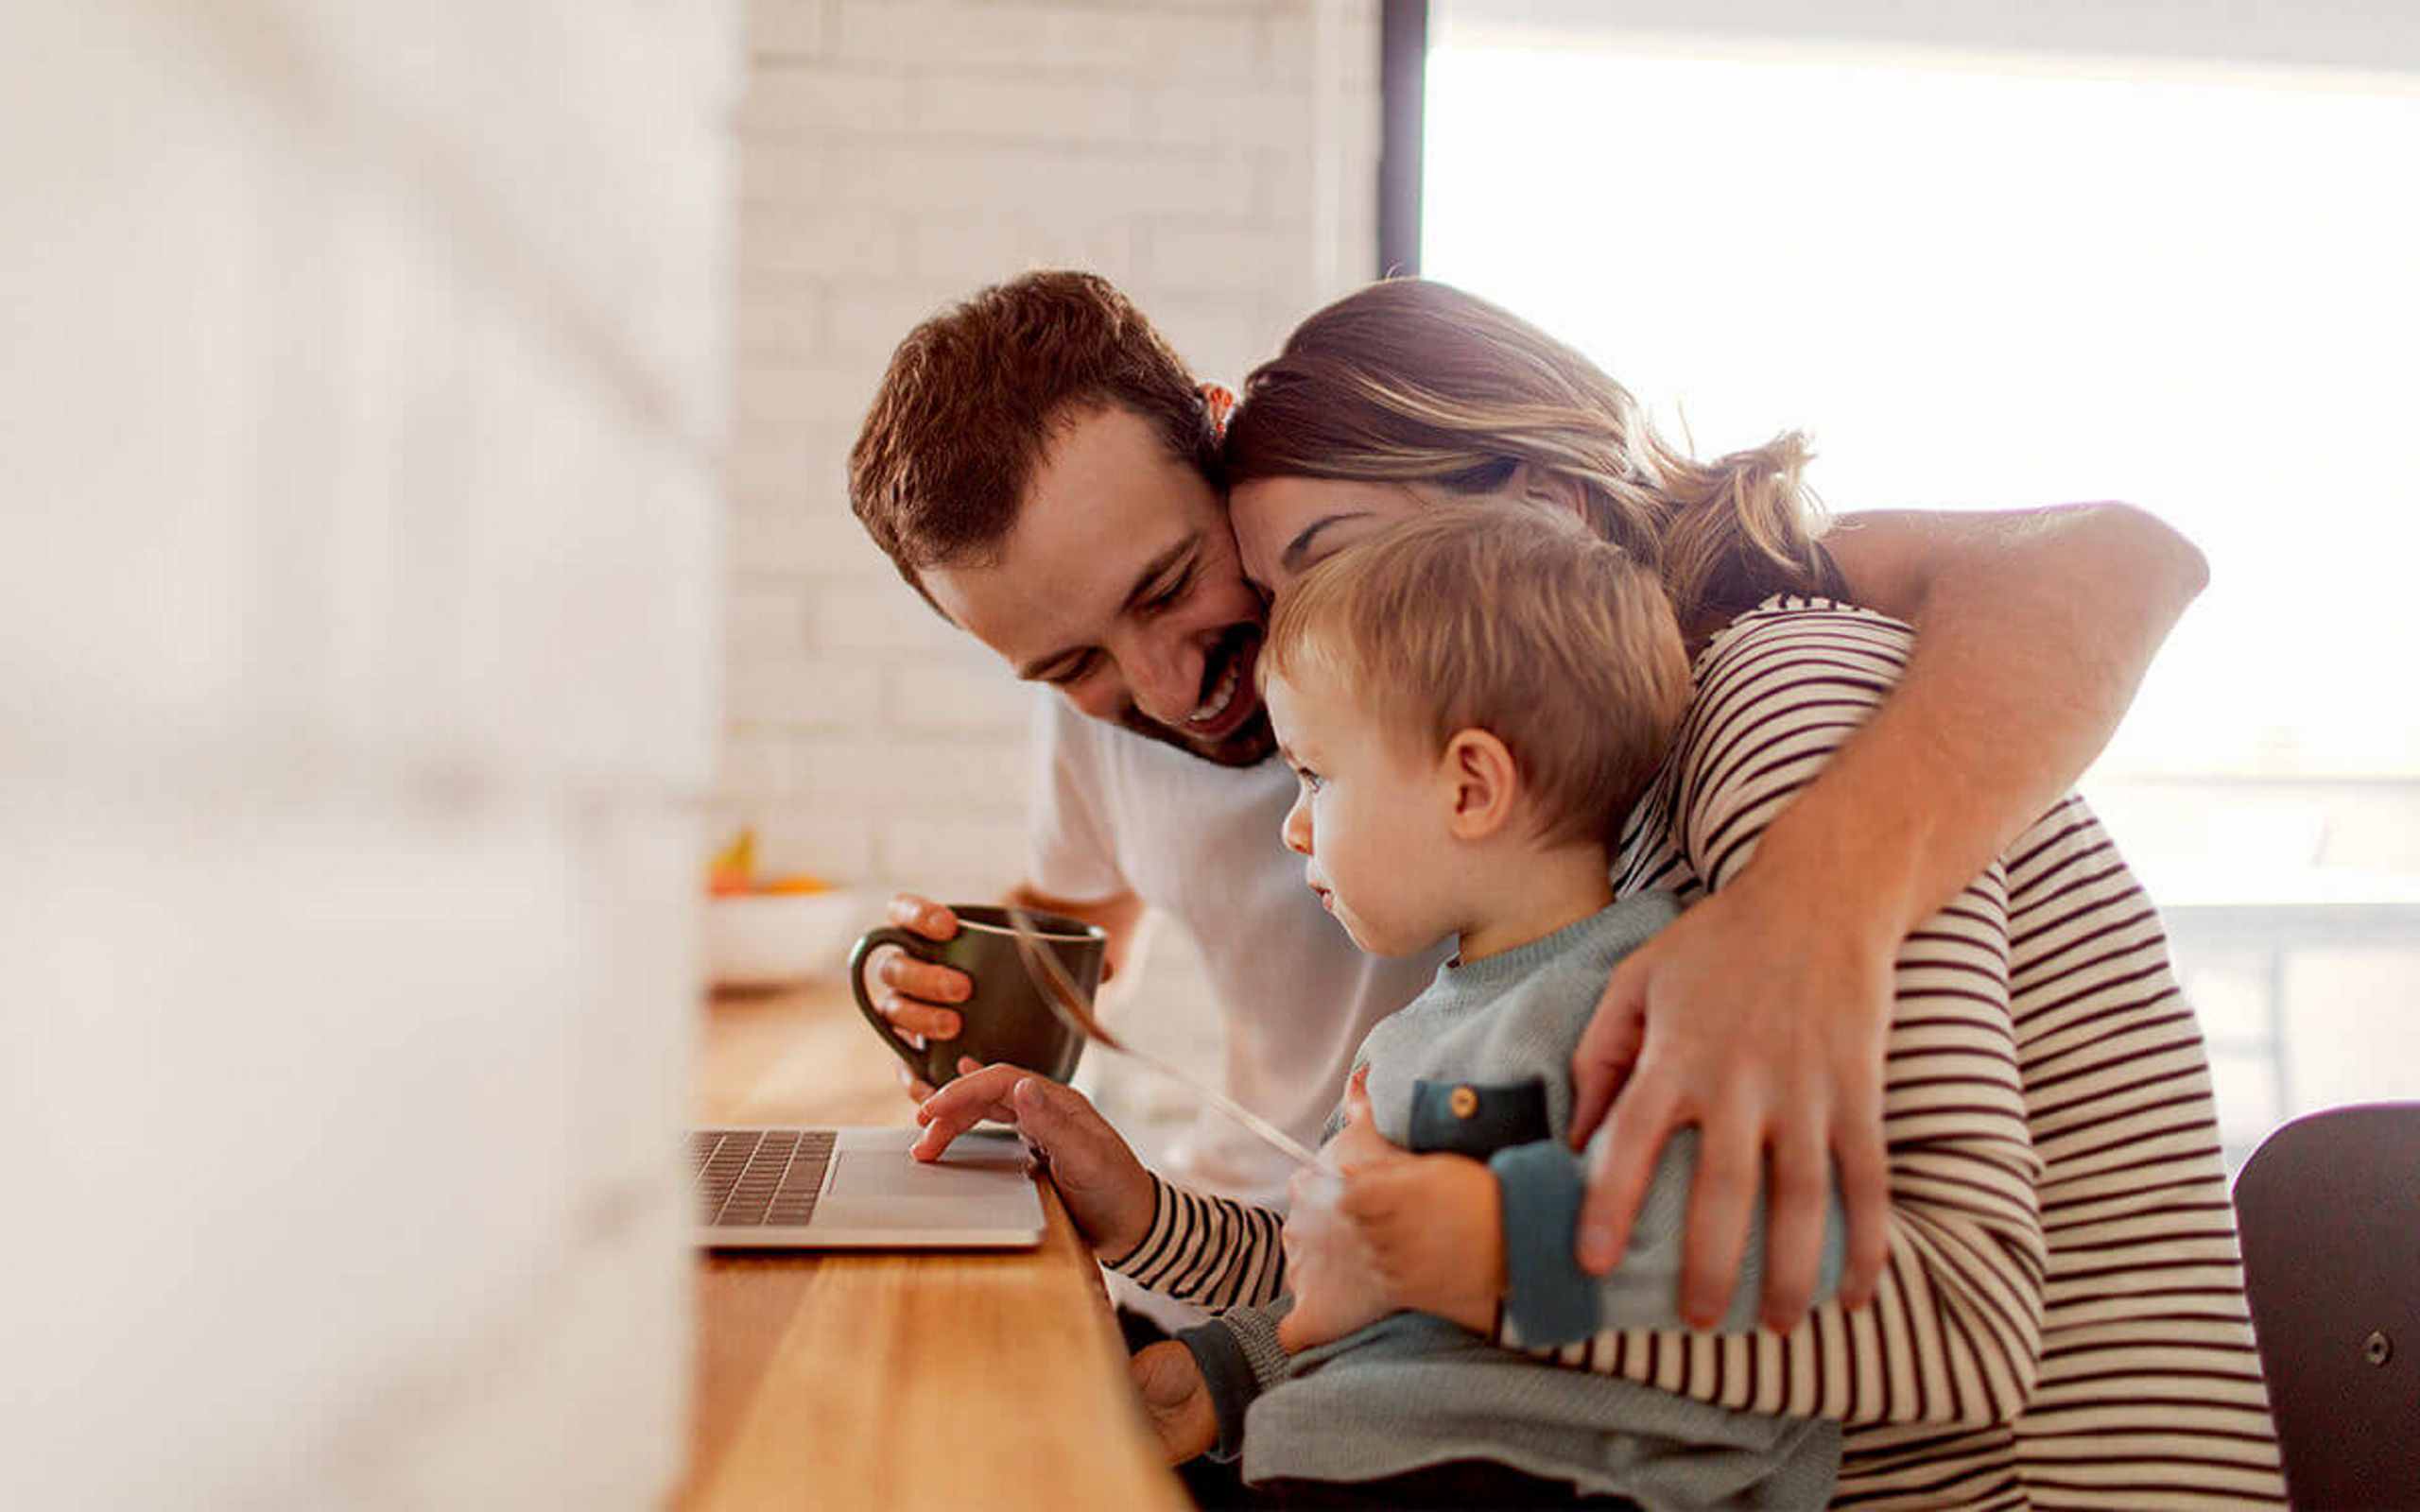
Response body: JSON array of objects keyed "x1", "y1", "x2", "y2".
[
  {"x1": 1224, "y1": 279, "x2": 1840, "y2": 627},
  {"x1": 1262, "y1": 503, "x2": 1691, "y2": 849}
]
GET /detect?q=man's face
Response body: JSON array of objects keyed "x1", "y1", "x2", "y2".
[{"x1": 923, "y1": 404, "x2": 1275, "y2": 766}]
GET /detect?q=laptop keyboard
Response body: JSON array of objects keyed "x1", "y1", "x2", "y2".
[{"x1": 688, "y1": 1128, "x2": 837, "y2": 1228}]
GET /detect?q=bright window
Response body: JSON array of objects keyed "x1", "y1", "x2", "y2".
[{"x1": 1424, "y1": 15, "x2": 2420, "y2": 1159}]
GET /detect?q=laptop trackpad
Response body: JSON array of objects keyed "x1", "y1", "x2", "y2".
[{"x1": 826, "y1": 1134, "x2": 1029, "y2": 1202}]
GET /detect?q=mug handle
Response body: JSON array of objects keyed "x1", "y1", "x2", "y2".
[{"x1": 848, "y1": 926, "x2": 944, "y2": 1080}]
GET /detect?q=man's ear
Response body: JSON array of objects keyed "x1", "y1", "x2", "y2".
[
  {"x1": 1441, "y1": 728, "x2": 1521, "y2": 841},
  {"x1": 1505, "y1": 462, "x2": 1590, "y2": 524}
]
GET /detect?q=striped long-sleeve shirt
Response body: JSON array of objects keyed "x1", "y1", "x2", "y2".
[{"x1": 1109, "y1": 598, "x2": 2285, "y2": 1508}]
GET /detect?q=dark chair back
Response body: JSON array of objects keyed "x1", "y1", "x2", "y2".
[{"x1": 2234, "y1": 1102, "x2": 2420, "y2": 1509}]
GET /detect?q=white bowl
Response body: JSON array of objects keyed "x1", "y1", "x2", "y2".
[{"x1": 702, "y1": 889, "x2": 869, "y2": 989}]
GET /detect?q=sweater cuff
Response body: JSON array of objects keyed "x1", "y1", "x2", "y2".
[
  {"x1": 1175, "y1": 1300, "x2": 1291, "y2": 1463},
  {"x1": 1490, "y1": 1140, "x2": 1598, "y2": 1348}
]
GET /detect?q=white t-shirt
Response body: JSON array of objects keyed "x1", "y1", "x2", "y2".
[{"x1": 1026, "y1": 693, "x2": 1449, "y2": 1205}]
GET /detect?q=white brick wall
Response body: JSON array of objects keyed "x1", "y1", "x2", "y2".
[
  {"x1": 718, "y1": 0, "x2": 1381, "y2": 904},
  {"x1": 1, "y1": 5, "x2": 732, "y2": 1509}
]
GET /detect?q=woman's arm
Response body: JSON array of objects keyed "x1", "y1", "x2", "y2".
[
  {"x1": 1572, "y1": 503, "x2": 2203, "y2": 1328},
  {"x1": 1793, "y1": 502, "x2": 2205, "y2": 927},
  {"x1": 1564, "y1": 606, "x2": 2048, "y2": 1428}
]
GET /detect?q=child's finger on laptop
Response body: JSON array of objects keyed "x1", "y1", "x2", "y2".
[{"x1": 910, "y1": 1061, "x2": 1028, "y2": 1158}]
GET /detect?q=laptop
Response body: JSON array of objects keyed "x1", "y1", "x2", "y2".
[{"x1": 686, "y1": 1125, "x2": 1046, "y2": 1249}]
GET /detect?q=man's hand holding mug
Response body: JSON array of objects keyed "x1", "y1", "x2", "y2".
[{"x1": 848, "y1": 893, "x2": 1108, "y2": 1097}]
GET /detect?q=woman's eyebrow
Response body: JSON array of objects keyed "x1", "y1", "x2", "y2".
[{"x1": 1281, "y1": 512, "x2": 1370, "y2": 573}]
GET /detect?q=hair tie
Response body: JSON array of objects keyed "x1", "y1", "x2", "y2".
[{"x1": 1199, "y1": 383, "x2": 1236, "y2": 439}]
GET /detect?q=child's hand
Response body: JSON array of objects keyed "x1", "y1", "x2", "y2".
[
  {"x1": 1277, "y1": 1067, "x2": 1408, "y2": 1350},
  {"x1": 1331, "y1": 1154, "x2": 1505, "y2": 1334},
  {"x1": 1277, "y1": 1164, "x2": 1398, "y2": 1351},
  {"x1": 1128, "y1": 1341, "x2": 1218, "y2": 1465},
  {"x1": 1320, "y1": 1065, "x2": 1399, "y2": 1170},
  {"x1": 914, "y1": 1058, "x2": 1155, "y2": 1262}
]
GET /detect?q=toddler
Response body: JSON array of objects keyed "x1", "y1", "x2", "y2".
[{"x1": 918, "y1": 502, "x2": 1844, "y2": 1507}]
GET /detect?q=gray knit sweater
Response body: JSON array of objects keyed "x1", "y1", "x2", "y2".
[{"x1": 1170, "y1": 895, "x2": 1844, "y2": 1507}]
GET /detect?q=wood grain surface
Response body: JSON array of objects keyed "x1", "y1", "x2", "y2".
[{"x1": 669, "y1": 983, "x2": 1187, "y2": 1512}]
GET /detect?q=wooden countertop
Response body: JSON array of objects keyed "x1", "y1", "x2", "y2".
[{"x1": 668, "y1": 981, "x2": 1187, "y2": 1512}]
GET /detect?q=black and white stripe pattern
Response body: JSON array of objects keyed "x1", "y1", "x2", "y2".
[
  {"x1": 1588, "y1": 600, "x2": 2282, "y2": 1507},
  {"x1": 1105, "y1": 597, "x2": 2285, "y2": 1507},
  {"x1": 1109, "y1": 1173, "x2": 1288, "y2": 1313}
]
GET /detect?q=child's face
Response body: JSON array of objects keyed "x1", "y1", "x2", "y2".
[{"x1": 1264, "y1": 662, "x2": 1463, "y2": 958}]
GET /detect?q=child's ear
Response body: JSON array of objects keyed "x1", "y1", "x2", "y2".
[
  {"x1": 1441, "y1": 728, "x2": 1520, "y2": 841},
  {"x1": 1506, "y1": 462, "x2": 1590, "y2": 524}
]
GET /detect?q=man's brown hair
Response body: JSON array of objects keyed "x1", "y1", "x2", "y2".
[
  {"x1": 1263, "y1": 502, "x2": 1693, "y2": 849},
  {"x1": 848, "y1": 271, "x2": 1220, "y2": 605}
]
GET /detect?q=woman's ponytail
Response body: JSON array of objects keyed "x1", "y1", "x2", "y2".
[
  {"x1": 1225, "y1": 279, "x2": 1841, "y2": 629},
  {"x1": 1649, "y1": 430, "x2": 1837, "y2": 627}
]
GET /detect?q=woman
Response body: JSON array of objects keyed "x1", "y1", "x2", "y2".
[{"x1": 1212, "y1": 279, "x2": 2284, "y2": 1507}]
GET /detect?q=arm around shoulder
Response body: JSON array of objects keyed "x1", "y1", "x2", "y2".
[
  {"x1": 1802, "y1": 501, "x2": 2205, "y2": 933},
  {"x1": 1565, "y1": 609, "x2": 2048, "y2": 1427},
  {"x1": 1824, "y1": 501, "x2": 2205, "y2": 638}
]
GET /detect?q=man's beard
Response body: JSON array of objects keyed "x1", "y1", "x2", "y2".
[
  {"x1": 1117, "y1": 701, "x2": 1276, "y2": 768},
  {"x1": 1110, "y1": 624, "x2": 1276, "y2": 768}
]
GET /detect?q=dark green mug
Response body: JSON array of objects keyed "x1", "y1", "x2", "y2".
[{"x1": 847, "y1": 904, "x2": 1105, "y2": 1088}]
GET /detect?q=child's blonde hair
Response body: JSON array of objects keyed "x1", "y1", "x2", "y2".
[{"x1": 1262, "y1": 502, "x2": 1693, "y2": 848}]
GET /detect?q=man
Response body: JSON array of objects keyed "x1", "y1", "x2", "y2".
[{"x1": 846, "y1": 269, "x2": 2207, "y2": 1328}]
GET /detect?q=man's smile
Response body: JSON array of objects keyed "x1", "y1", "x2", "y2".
[{"x1": 1182, "y1": 627, "x2": 1262, "y2": 740}]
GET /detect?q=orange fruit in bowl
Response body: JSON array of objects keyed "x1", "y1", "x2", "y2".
[
  {"x1": 706, "y1": 827, "x2": 756, "y2": 882},
  {"x1": 702, "y1": 826, "x2": 841, "y2": 902},
  {"x1": 706, "y1": 827, "x2": 759, "y2": 895}
]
